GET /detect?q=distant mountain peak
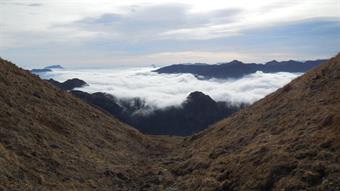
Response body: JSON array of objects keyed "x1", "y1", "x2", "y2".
[
  {"x1": 185, "y1": 91, "x2": 216, "y2": 106},
  {"x1": 187, "y1": 91, "x2": 211, "y2": 100},
  {"x1": 44, "y1": 65, "x2": 64, "y2": 69},
  {"x1": 31, "y1": 68, "x2": 52, "y2": 73},
  {"x1": 266, "y1": 60, "x2": 279, "y2": 65},
  {"x1": 47, "y1": 78, "x2": 88, "y2": 91},
  {"x1": 31, "y1": 65, "x2": 64, "y2": 74},
  {"x1": 229, "y1": 60, "x2": 243, "y2": 65}
]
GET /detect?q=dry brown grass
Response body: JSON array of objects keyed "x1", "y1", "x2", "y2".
[
  {"x1": 1, "y1": 54, "x2": 340, "y2": 191},
  {"x1": 0, "y1": 58, "x2": 173, "y2": 190},
  {"x1": 168, "y1": 53, "x2": 340, "y2": 190}
]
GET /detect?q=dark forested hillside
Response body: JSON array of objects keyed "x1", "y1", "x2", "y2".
[
  {"x1": 48, "y1": 78, "x2": 88, "y2": 91},
  {"x1": 70, "y1": 90, "x2": 242, "y2": 136}
]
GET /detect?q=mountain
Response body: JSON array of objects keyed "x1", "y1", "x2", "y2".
[
  {"x1": 30, "y1": 65, "x2": 64, "y2": 74},
  {"x1": 31, "y1": 68, "x2": 52, "y2": 73},
  {"x1": 166, "y1": 54, "x2": 340, "y2": 190},
  {"x1": 125, "y1": 91, "x2": 242, "y2": 135},
  {"x1": 48, "y1": 78, "x2": 88, "y2": 91},
  {"x1": 0, "y1": 58, "x2": 174, "y2": 190},
  {"x1": 155, "y1": 59, "x2": 326, "y2": 79},
  {"x1": 1, "y1": 54, "x2": 339, "y2": 191},
  {"x1": 44, "y1": 65, "x2": 64, "y2": 70},
  {"x1": 70, "y1": 90, "x2": 242, "y2": 136},
  {"x1": 70, "y1": 91, "x2": 125, "y2": 118}
]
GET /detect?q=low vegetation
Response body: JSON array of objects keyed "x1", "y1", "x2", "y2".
[{"x1": 0, "y1": 54, "x2": 339, "y2": 190}]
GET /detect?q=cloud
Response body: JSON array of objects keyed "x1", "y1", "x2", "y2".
[
  {"x1": 0, "y1": 0, "x2": 339, "y2": 68},
  {"x1": 40, "y1": 67, "x2": 301, "y2": 108},
  {"x1": 27, "y1": 3, "x2": 43, "y2": 7},
  {"x1": 0, "y1": 2, "x2": 43, "y2": 7},
  {"x1": 68, "y1": 4, "x2": 242, "y2": 42}
]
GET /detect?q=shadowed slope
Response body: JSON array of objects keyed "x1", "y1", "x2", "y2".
[
  {"x1": 70, "y1": 90, "x2": 241, "y2": 136},
  {"x1": 167, "y1": 54, "x2": 340, "y2": 190},
  {"x1": 0, "y1": 58, "x2": 174, "y2": 190}
]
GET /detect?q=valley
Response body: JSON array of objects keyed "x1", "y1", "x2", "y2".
[{"x1": 0, "y1": 54, "x2": 339, "y2": 190}]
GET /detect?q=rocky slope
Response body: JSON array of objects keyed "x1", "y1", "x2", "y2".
[{"x1": 0, "y1": 54, "x2": 339, "y2": 191}]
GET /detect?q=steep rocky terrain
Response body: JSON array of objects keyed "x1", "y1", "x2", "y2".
[{"x1": 1, "y1": 54, "x2": 339, "y2": 191}]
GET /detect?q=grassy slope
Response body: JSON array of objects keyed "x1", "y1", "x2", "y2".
[
  {"x1": 166, "y1": 54, "x2": 340, "y2": 190},
  {"x1": 0, "y1": 58, "x2": 178, "y2": 190},
  {"x1": 1, "y1": 54, "x2": 340, "y2": 191}
]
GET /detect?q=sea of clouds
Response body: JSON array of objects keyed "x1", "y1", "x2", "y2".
[{"x1": 39, "y1": 67, "x2": 301, "y2": 108}]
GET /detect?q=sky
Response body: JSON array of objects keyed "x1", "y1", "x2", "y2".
[{"x1": 0, "y1": 0, "x2": 339, "y2": 68}]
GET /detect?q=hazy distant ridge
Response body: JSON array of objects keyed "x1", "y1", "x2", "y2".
[{"x1": 155, "y1": 59, "x2": 326, "y2": 79}]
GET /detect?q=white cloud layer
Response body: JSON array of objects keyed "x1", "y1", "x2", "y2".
[{"x1": 40, "y1": 68, "x2": 301, "y2": 107}]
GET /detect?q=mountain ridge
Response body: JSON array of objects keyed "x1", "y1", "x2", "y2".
[
  {"x1": 1, "y1": 54, "x2": 339, "y2": 190},
  {"x1": 155, "y1": 59, "x2": 327, "y2": 79},
  {"x1": 70, "y1": 90, "x2": 242, "y2": 135},
  {"x1": 48, "y1": 78, "x2": 88, "y2": 91}
]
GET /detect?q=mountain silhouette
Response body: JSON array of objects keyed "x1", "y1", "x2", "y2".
[
  {"x1": 31, "y1": 65, "x2": 64, "y2": 74},
  {"x1": 48, "y1": 78, "x2": 88, "y2": 91},
  {"x1": 70, "y1": 90, "x2": 242, "y2": 136},
  {"x1": 155, "y1": 59, "x2": 326, "y2": 79}
]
